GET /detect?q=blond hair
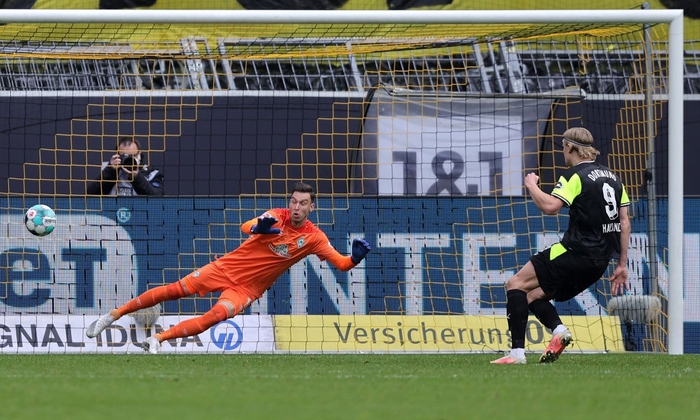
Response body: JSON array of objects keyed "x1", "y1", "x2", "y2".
[{"x1": 563, "y1": 127, "x2": 600, "y2": 160}]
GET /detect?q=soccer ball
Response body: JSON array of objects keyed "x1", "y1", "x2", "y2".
[{"x1": 24, "y1": 204, "x2": 56, "y2": 237}]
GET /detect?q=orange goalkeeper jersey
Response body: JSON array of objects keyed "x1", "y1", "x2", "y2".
[{"x1": 212, "y1": 208, "x2": 356, "y2": 298}]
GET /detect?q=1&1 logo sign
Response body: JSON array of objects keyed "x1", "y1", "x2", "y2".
[{"x1": 210, "y1": 320, "x2": 243, "y2": 350}]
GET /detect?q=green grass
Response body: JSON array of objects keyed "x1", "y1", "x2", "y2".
[{"x1": 0, "y1": 353, "x2": 697, "y2": 420}]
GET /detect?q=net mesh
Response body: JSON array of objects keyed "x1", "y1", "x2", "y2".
[{"x1": 0, "y1": 15, "x2": 679, "y2": 354}]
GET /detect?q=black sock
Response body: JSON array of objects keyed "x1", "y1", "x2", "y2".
[
  {"x1": 506, "y1": 289, "x2": 528, "y2": 349},
  {"x1": 529, "y1": 299, "x2": 563, "y2": 332}
]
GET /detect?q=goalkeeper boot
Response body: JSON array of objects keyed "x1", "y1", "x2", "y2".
[
  {"x1": 142, "y1": 336, "x2": 161, "y2": 355},
  {"x1": 490, "y1": 353, "x2": 526, "y2": 364},
  {"x1": 86, "y1": 312, "x2": 117, "y2": 338},
  {"x1": 539, "y1": 330, "x2": 573, "y2": 363}
]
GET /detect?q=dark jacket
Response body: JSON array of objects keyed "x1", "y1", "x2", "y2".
[{"x1": 86, "y1": 163, "x2": 164, "y2": 196}]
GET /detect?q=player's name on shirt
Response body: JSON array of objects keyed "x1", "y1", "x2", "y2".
[
  {"x1": 602, "y1": 222, "x2": 622, "y2": 233},
  {"x1": 587, "y1": 168, "x2": 618, "y2": 182}
]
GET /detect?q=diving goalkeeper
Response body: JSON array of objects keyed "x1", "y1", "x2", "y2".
[{"x1": 86, "y1": 181, "x2": 371, "y2": 354}]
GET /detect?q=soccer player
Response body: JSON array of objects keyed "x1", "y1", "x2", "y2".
[
  {"x1": 491, "y1": 127, "x2": 630, "y2": 364},
  {"x1": 86, "y1": 181, "x2": 371, "y2": 354}
]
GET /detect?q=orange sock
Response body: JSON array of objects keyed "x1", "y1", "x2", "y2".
[
  {"x1": 116, "y1": 282, "x2": 187, "y2": 318},
  {"x1": 157, "y1": 304, "x2": 229, "y2": 342}
]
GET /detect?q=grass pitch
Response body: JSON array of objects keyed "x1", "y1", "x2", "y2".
[{"x1": 0, "y1": 353, "x2": 697, "y2": 420}]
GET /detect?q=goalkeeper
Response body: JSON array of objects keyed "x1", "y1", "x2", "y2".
[{"x1": 86, "y1": 182, "x2": 371, "y2": 354}]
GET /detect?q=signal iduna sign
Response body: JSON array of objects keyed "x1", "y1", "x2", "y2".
[{"x1": 0, "y1": 315, "x2": 274, "y2": 354}]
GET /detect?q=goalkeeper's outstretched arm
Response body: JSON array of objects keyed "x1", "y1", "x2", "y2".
[{"x1": 319, "y1": 237, "x2": 371, "y2": 271}]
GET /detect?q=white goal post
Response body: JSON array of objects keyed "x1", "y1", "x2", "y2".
[{"x1": 0, "y1": 8, "x2": 685, "y2": 354}]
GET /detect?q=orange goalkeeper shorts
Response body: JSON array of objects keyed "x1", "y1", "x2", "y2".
[{"x1": 181, "y1": 263, "x2": 255, "y2": 315}]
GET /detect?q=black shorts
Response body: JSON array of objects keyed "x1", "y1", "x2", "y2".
[{"x1": 530, "y1": 244, "x2": 610, "y2": 302}]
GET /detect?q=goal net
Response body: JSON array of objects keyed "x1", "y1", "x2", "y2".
[{"x1": 0, "y1": 9, "x2": 686, "y2": 355}]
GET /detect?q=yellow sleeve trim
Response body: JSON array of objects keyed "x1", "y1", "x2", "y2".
[
  {"x1": 551, "y1": 173, "x2": 582, "y2": 206},
  {"x1": 620, "y1": 185, "x2": 630, "y2": 206}
]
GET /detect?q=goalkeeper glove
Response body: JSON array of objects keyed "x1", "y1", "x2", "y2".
[
  {"x1": 351, "y1": 238, "x2": 371, "y2": 264},
  {"x1": 251, "y1": 215, "x2": 281, "y2": 235}
]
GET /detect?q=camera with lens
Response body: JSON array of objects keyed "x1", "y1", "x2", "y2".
[{"x1": 119, "y1": 154, "x2": 139, "y2": 172}]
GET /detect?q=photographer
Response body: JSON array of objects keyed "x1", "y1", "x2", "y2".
[{"x1": 86, "y1": 136, "x2": 164, "y2": 196}]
